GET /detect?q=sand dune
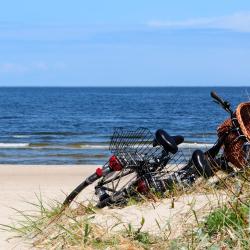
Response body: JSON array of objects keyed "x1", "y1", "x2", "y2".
[{"x1": 0, "y1": 165, "x2": 226, "y2": 249}]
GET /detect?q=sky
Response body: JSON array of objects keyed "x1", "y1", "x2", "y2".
[{"x1": 0, "y1": 1, "x2": 250, "y2": 87}]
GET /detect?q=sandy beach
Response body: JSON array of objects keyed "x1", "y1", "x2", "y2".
[
  {"x1": 0, "y1": 165, "x2": 97, "y2": 249},
  {"x1": 0, "y1": 164, "x2": 228, "y2": 249}
]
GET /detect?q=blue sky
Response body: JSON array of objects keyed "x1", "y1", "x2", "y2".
[{"x1": 1, "y1": 1, "x2": 250, "y2": 86}]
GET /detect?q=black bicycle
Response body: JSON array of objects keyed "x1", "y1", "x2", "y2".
[
  {"x1": 63, "y1": 127, "x2": 211, "y2": 208},
  {"x1": 63, "y1": 91, "x2": 250, "y2": 208}
]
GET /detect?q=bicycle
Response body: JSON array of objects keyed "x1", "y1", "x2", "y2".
[
  {"x1": 63, "y1": 127, "x2": 211, "y2": 208},
  {"x1": 63, "y1": 91, "x2": 250, "y2": 209}
]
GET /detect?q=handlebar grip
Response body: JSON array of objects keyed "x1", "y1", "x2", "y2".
[{"x1": 210, "y1": 91, "x2": 225, "y2": 106}]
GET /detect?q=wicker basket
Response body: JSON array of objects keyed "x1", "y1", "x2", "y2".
[{"x1": 217, "y1": 102, "x2": 250, "y2": 169}]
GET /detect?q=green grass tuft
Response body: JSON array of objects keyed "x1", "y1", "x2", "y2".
[{"x1": 3, "y1": 169, "x2": 250, "y2": 249}]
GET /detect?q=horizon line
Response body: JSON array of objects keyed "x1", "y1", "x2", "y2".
[{"x1": 0, "y1": 85, "x2": 249, "y2": 88}]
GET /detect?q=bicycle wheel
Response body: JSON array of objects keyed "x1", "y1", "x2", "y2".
[{"x1": 95, "y1": 166, "x2": 138, "y2": 208}]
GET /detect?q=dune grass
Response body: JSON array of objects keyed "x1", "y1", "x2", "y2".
[
  {"x1": 1, "y1": 169, "x2": 250, "y2": 249},
  {"x1": 0, "y1": 195, "x2": 160, "y2": 249},
  {"x1": 167, "y1": 169, "x2": 250, "y2": 249}
]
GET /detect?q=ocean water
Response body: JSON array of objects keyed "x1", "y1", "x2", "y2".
[{"x1": 0, "y1": 87, "x2": 249, "y2": 165}]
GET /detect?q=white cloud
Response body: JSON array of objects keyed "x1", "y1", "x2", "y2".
[
  {"x1": 33, "y1": 62, "x2": 49, "y2": 71},
  {"x1": 0, "y1": 63, "x2": 28, "y2": 73},
  {"x1": 0, "y1": 62, "x2": 66, "y2": 74},
  {"x1": 148, "y1": 12, "x2": 250, "y2": 32}
]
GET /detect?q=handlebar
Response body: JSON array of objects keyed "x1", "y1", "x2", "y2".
[
  {"x1": 210, "y1": 91, "x2": 233, "y2": 115},
  {"x1": 211, "y1": 91, "x2": 225, "y2": 106}
]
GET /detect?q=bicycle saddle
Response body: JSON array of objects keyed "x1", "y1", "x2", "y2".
[{"x1": 153, "y1": 129, "x2": 184, "y2": 154}]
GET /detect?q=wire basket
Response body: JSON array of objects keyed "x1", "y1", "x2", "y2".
[{"x1": 109, "y1": 127, "x2": 186, "y2": 171}]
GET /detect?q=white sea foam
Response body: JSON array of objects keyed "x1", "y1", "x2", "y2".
[
  {"x1": 28, "y1": 144, "x2": 109, "y2": 150},
  {"x1": 0, "y1": 142, "x2": 213, "y2": 150},
  {"x1": 0, "y1": 143, "x2": 29, "y2": 148},
  {"x1": 80, "y1": 145, "x2": 109, "y2": 149},
  {"x1": 180, "y1": 143, "x2": 214, "y2": 149},
  {"x1": 12, "y1": 135, "x2": 31, "y2": 138},
  {"x1": 79, "y1": 143, "x2": 214, "y2": 150}
]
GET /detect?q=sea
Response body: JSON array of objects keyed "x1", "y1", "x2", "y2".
[{"x1": 0, "y1": 87, "x2": 249, "y2": 165}]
